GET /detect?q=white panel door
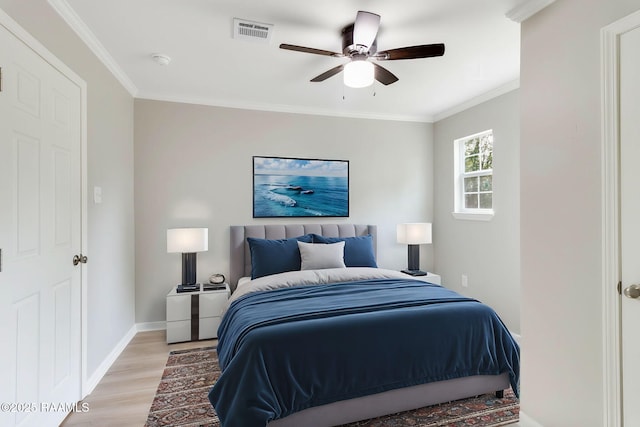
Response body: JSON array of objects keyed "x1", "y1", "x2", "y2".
[
  {"x1": 0, "y1": 21, "x2": 82, "y2": 427},
  {"x1": 621, "y1": 23, "x2": 640, "y2": 427}
]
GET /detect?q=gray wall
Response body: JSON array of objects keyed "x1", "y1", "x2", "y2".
[
  {"x1": 520, "y1": 0, "x2": 640, "y2": 425},
  {"x1": 0, "y1": 1, "x2": 135, "y2": 379},
  {"x1": 134, "y1": 99, "x2": 434, "y2": 324},
  {"x1": 433, "y1": 90, "x2": 520, "y2": 334}
]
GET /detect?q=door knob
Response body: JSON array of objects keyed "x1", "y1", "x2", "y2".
[
  {"x1": 72, "y1": 254, "x2": 88, "y2": 266},
  {"x1": 624, "y1": 284, "x2": 640, "y2": 299}
]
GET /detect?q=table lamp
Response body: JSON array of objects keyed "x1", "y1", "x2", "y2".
[
  {"x1": 167, "y1": 228, "x2": 208, "y2": 290},
  {"x1": 397, "y1": 223, "x2": 432, "y2": 276}
]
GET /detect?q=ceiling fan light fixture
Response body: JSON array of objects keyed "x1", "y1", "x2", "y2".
[{"x1": 343, "y1": 60, "x2": 374, "y2": 88}]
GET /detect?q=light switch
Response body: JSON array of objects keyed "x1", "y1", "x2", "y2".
[{"x1": 94, "y1": 186, "x2": 102, "y2": 204}]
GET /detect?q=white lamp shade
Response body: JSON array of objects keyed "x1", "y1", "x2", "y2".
[
  {"x1": 343, "y1": 60, "x2": 374, "y2": 88},
  {"x1": 167, "y1": 228, "x2": 208, "y2": 253},
  {"x1": 397, "y1": 223, "x2": 432, "y2": 245}
]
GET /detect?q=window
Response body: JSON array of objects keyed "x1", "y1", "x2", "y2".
[{"x1": 453, "y1": 130, "x2": 494, "y2": 220}]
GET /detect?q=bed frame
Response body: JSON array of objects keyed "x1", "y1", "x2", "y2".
[{"x1": 229, "y1": 224, "x2": 510, "y2": 427}]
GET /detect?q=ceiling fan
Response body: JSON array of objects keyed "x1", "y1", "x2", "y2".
[{"x1": 279, "y1": 11, "x2": 445, "y2": 88}]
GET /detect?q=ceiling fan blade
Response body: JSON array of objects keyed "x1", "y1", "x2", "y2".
[
  {"x1": 374, "y1": 43, "x2": 445, "y2": 60},
  {"x1": 373, "y1": 63, "x2": 399, "y2": 85},
  {"x1": 279, "y1": 43, "x2": 343, "y2": 57},
  {"x1": 353, "y1": 11, "x2": 380, "y2": 49},
  {"x1": 310, "y1": 64, "x2": 345, "y2": 82}
]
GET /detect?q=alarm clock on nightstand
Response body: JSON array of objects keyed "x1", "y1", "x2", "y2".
[
  {"x1": 209, "y1": 273, "x2": 226, "y2": 284},
  {"x1": 204, "y1": 273, "x2": 227, "y2": 291}
]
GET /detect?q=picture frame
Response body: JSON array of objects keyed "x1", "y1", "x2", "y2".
[{"x1": 253, "y1": 156, "x2": 349, "y2": 218}]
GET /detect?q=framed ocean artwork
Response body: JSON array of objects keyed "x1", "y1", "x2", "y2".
[{"x1": 253, "y1": 156, "x2": 349, "y2": 218}]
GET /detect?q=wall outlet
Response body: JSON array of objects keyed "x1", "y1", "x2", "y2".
[
  {"x1": 461, "y1": 274, "x2": 468, "y2": 288},
  {"x1": 94, "y1": 186, "x2": 102, "y2": 204}
]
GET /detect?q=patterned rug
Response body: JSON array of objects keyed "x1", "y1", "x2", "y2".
[{"x1": 145, "y1": 347, "x2": 519, "y2": 427}]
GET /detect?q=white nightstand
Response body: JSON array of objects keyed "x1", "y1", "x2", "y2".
[
  {"x1": 166, "y1": 283, "x2": 230, "y2": 344},
  {"x1": 402, "y1": 272, "x2": 441, "y2": 285}
]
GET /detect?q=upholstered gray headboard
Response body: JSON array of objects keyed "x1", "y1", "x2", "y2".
[{"x1": 229, "y1": 224, "x2": 377, "y2": 291}]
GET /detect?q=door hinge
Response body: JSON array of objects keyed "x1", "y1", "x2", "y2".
[{"x1": 618, "y1": 281, "x2": 622, "y2": 295}]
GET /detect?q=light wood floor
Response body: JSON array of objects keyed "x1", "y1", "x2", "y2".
[{"x1": 61, "y1": 330, "x2": 215, "y2": 427}]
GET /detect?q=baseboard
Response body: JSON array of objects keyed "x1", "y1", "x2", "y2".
[
  {"x1": 83, "y1": 324, "x2": 137, "y2": 396},
  {"x1": 517, "y1": 411, "x2": 545, "y2": 427},
  {"x1": 136, "y1": 321, "x2": 166, "y2": 331},
  {"x1": 82, "y1": 322, "x2": 166, "y2": 397}
]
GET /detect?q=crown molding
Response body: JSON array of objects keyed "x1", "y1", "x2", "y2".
[
  {"x1": 141, "y1": 79, "x2": 521, "y2": 124},
  {"x1": 433, "y1": 79, "x2": 520, "y2": 122},
  {"x1": 137, "y1": 91, "x2": 435, "y2": 123},
  {"x1": 47, "y1": 0, "x2": 138, "y2": 96},
  {"x1": 506, "y1": 0, "x2": 556, "y2": 23}
]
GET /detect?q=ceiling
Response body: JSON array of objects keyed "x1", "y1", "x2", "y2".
[{"x1": 53, "y1": 0, "x2": 525, "y2": 122}]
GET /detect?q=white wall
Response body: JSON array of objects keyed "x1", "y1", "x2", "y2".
[
  {"x1": 520, "y1": 1, "x2": 640, "y2": 425},
  {"x1": 134, "y1": 99, "x2": 434, "y2": 324},
  {"x1": 433, "y1": 90, "x2": 520, "y2": 334},
  {"x1": 0, "y1": 1, "x2": 136, "y2": 379}
]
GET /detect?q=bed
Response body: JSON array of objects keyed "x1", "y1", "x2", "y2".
[{"x1": 209, "y1": 224, "x2": 519, "y2": 427}]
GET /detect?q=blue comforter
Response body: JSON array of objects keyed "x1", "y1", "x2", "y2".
[{"x1": 208, "y1": 279, "x2": 519, "y2": 427}]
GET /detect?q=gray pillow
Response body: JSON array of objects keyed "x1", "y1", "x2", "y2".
[{"x1": 297, "y1": 241, "x2": 346, "y2": 270}]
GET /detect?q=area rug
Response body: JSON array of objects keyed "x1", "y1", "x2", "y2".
[{"x1": 145, "y1": 347, "x2": 519, "y2": 427}]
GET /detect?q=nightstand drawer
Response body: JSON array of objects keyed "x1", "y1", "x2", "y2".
[
  {"x1": 167, "y1": 295, "x2": 191, "y2": 321},
  {"x1": 199, "y1": 316, "x2": 222, "y2": 340},
  {"x1": 200, "y1": 292, "x2": 228, "y2": 317},
  {"x1": 166, "y1": 320, "x2": 191, "y2": 343}
]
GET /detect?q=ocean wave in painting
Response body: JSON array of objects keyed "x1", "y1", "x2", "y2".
[
  {"x1": 253, "y1": 175, "x2": 348, "y2": 217},
  {"x1": 264, "y1": 190, "x2": 297, "y2": 207}
]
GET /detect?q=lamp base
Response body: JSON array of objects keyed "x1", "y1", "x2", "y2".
[
  {"x1": 181, "y1": 252, "x2": 198, "y2": 286},
  {"x1": 401, "y1": 269, "x2": 428, "y2": 277}
]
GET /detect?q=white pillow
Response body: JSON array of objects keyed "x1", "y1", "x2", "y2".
[{"x1": 297, "y1": 241, "x2": 346, "y2": 270}]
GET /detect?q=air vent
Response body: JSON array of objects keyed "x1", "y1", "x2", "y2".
[{"x1": 233, "y1": 18, "x2": 273, "y2": 43}]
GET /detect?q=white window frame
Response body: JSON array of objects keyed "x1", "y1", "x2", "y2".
[{"x1": 452, "y1": 129, "x2": 495, "y2": 221}]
